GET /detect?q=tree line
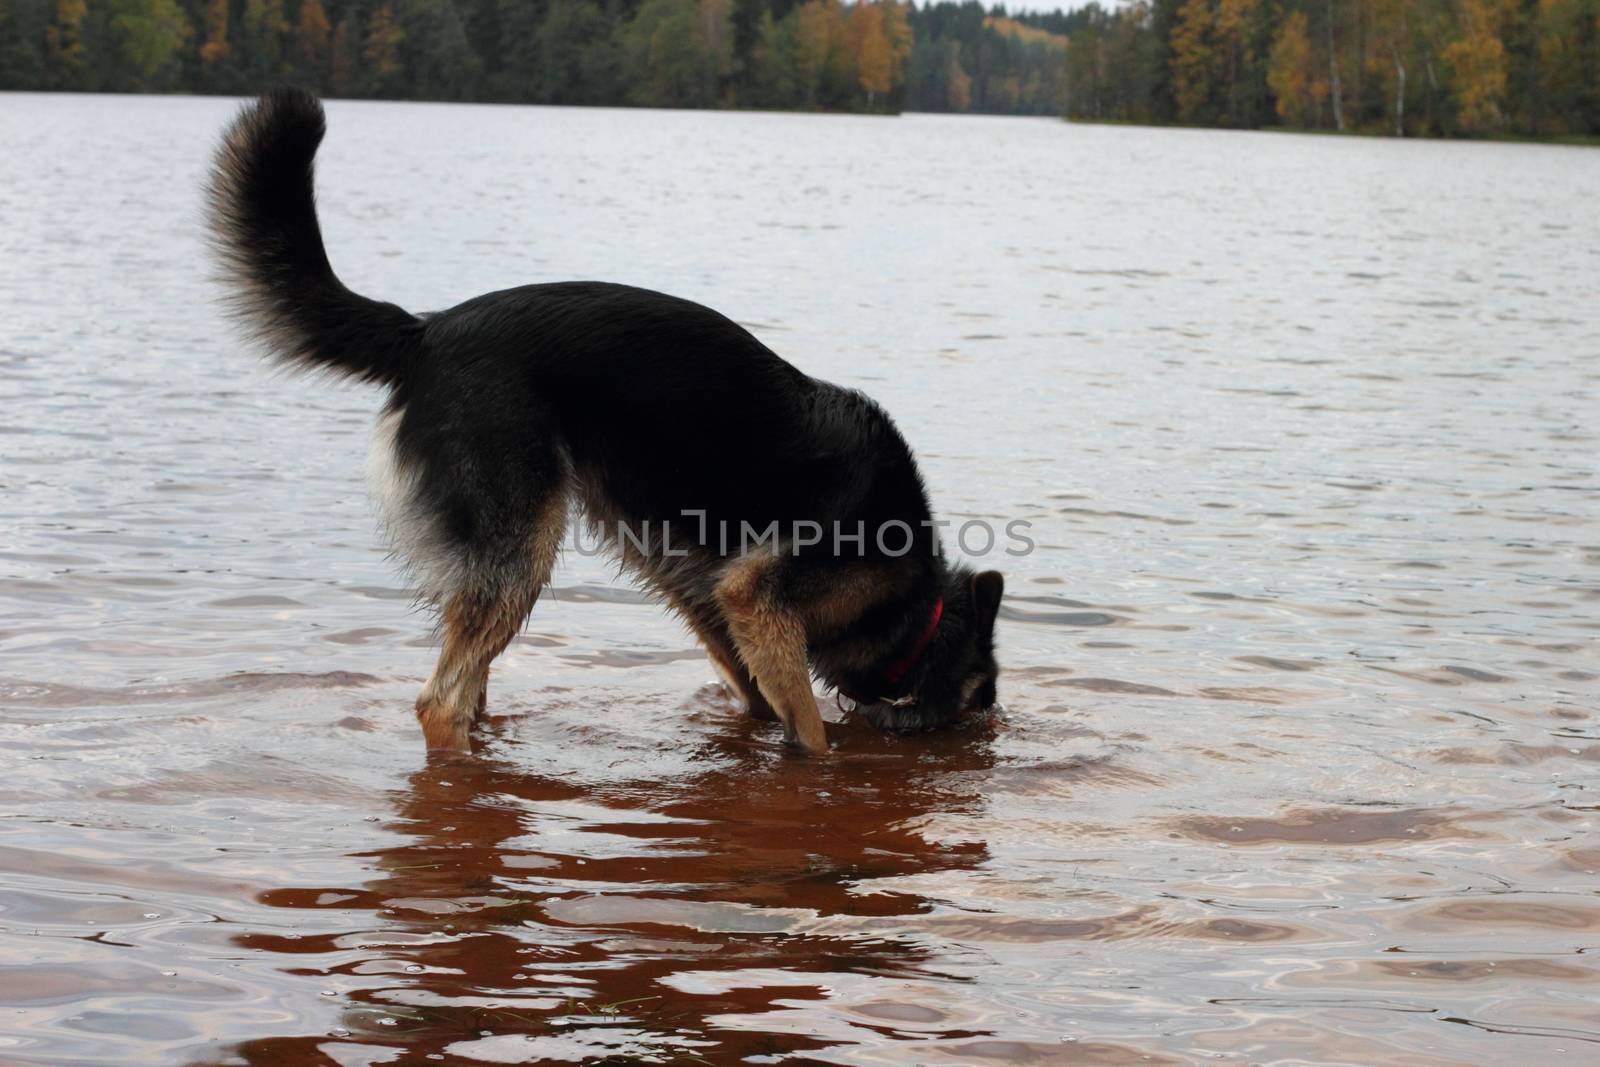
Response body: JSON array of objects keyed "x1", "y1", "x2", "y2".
[
  {"x1": 1063, "y1": 0, "x2": 1599, "y2": 136},
  {"x1": 0, "y1": 0, "x2": 1593, "y2": 135},
  {"x1": 0, "y1": 0, "x2": 1066, "y2": 114}
]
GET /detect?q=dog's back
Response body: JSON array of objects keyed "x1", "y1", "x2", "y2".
[{"x1": 406, "y1": 281, "x2": 927, "y2": 542}]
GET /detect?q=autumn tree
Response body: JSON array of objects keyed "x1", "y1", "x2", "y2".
[
  {"x1": 850, "y1": 2, "x2": 892, "y2": 104},
  {"x1": 793, "y1": 0, "x2": 834, "y2": 104},
  {"x1": 1444, "y1": 0, "x2": 1508, "y2": 131},
  {"x1": 1169, "y1": 0, "x2": 1215, "y2": 121},
  {"x1": 197, "y1": 0, "x2": 229, "y2": 83},
  {"x1": 1213, "y1": 0, "x2": 1263, "y2": 123},
  {"x1": 364, "y1": 2, "x2": 406, "y2": 95},
  {"x1": 883, "y1": 0, "x2": 912, "y2": 84},
  {"x1": 1267, "y1": 9, "x2": 1318, "y2": 123},
  {"x1": 45, "y1": 0, "x2": 86, "y2": 87},
  {"x1": 292, "y1": 0, "x2": 332, "y2": 88}
]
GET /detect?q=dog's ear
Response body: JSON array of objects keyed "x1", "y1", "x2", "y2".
[{"x1": 971, "y1": 570, "x2": 1004, "y2": 631}]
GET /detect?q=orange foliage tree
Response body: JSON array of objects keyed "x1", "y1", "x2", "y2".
[{"x1": 198, "y1": 0, "x2": 228, "y2": 65}]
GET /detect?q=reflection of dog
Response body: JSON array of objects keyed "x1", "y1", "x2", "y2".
[{"x1": 206, "y1": 88, "x2": 1002, "y2": 755}]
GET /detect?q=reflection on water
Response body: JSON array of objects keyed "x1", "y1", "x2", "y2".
[
  {"x1": 233, "y1": 717, "x2": 998, "y2": 1064},
  {"x1": 1, "y1": 93, "x2": 1597, "y2": 1064}
]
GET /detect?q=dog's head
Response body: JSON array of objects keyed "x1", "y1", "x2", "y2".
[{"x1": 856, "y1": 567, "x2": 1004, "y2": 734}]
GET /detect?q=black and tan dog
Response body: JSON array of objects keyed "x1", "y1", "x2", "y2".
[{"x1": 206, "y1": 88, "x2": 1002, "y2": 755}]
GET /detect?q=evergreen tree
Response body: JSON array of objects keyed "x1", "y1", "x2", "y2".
[
  {"x1": 538, "y1": 0, "x2": 616, "y2": 103},
  {"x1": 398, "y1": 0, "x2": 481, "y2": 99},
  {"x1": 1, "y1": 0, "x2": 53, "y2": 87}
]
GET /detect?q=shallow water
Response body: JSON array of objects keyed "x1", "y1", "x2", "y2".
[{"x1": 1, "y1": 92, "x2": 1597, "y2": 1065}]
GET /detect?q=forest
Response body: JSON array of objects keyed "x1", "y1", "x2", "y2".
[
  {"x1": 1061, "y1": 0, "x2": 1599, "y2": 136},
  {"x1": 0, "y1": 0, "x2": 1594, "y2": 135},
  {"x1": 0, "y1": 0, "x2": 1066, "y2": 113}
]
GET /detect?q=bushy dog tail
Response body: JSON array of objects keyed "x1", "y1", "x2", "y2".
[{"x1": 206, "y1": 87, "x2": 422, "y2": 387}]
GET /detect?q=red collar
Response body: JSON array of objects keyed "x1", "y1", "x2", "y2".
[
  {"x1": 884, "y1": 596, "x2": 943, "y2": 685},
  {"x1": 837, "y1": 597, "x2": 944, "y2": 706}
]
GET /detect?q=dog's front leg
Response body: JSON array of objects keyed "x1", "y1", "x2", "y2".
[
  {"x1": 716, "y1": 561, "x2": 828, "y2": 754},
  {"x1": 724, "y1": 613, "x2": 828, "y2": 753}
]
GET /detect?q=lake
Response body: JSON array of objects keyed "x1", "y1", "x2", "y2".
[{"x1": 1, "y1": 92, "x2": 1597, "y2": 1065}]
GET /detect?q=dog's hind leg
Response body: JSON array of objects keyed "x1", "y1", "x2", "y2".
[
  {"x1": 416, "y1": 585, "x2": 527, "y2": 751},
  {"x1": 373, "y1": 393, "x2": 571, "y2": 753},
  {"x1": 414, "y1": 492, "x2": 567, "y2": 753}
]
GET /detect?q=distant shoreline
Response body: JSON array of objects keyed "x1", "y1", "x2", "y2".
[
  {"x1": 1061, "y1": 114, "x2": 1600, "y2": 148},
  {"x1": 7, "y1": 88, "x2": 1593, "y2": 147}
]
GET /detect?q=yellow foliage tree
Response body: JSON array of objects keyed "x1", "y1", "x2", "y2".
[
  {"x1": 850, "y1": 3, "x2": 891, "y2": 102},
  {"x1": 1443, "y1": 0, "x2": 1507, "y2": 132},
  {"x1": 882, "y1": 0, "x2": 912, "y2": 73},
  {"x1": 46, "y1": 0, "x2": 88, "y2": 80},
  {"x1": 1170, "y1": 0, "x2": 1215, "y2": 122},
  {"x1": 1267, "y1": 10, "x2": 1315, "y2": 125},
  {"x1": 793, "y1": 0, "x2": 833, "y2": 104}
]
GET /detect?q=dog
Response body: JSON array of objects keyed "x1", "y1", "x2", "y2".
[{"x1": 205, "y1": 88, "x2": 1002, "y2": 755}]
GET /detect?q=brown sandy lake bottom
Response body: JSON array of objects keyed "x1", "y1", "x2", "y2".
[{"x1": 1, "y1": 94, "x2": 1597, "y2": 1065}]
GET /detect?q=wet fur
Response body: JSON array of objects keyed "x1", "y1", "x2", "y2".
[{"x1": 206, "y1": 88, "x2": 1002, "y2": 754}]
